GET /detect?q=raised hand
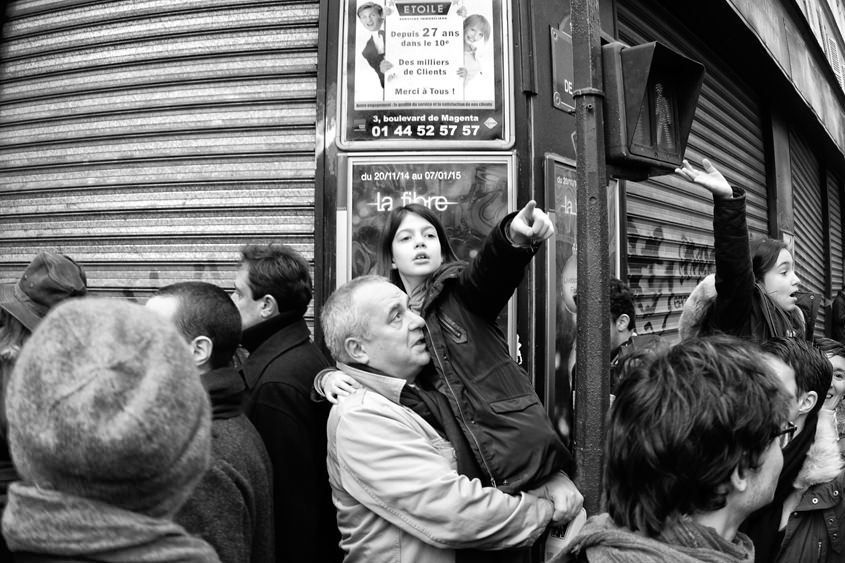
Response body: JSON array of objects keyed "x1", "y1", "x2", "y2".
[{"x1": 675, "y1": 158, "x2": 733, "y2": 200}]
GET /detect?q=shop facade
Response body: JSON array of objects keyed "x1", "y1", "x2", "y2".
[{"x1": 2, "y1": 0, "x2": 845, "y2": 517}]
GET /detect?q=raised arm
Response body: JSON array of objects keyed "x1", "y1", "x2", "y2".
[{"x1": 676, "y1": 159, "x2": 754, "y2": 336}]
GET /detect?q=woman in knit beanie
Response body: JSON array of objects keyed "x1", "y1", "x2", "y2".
[{"x1": 1, "y1": 298, "x2": 218, "y2": 563}]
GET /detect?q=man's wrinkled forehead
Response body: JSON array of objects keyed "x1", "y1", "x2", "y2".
[{"x1": 354, "y1": 280, "x2": 404, "y2": 315}]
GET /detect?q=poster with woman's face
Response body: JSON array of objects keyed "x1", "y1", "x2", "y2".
[{"x1": 336, "y1": 152, "x2": 517, "y2": 353}]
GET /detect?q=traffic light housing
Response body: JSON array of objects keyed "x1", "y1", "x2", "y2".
[{"x1": 602, "y1": 41, "x2": 705, "y2": 176}]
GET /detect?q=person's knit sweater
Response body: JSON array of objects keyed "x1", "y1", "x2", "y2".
[{"x1": 566, "y1": 514, "x2": 754, "y2": 563}]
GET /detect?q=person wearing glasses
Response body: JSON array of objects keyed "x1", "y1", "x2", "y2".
[
  {"x1": 740, "y1": 337, "x2": 842, "y2": 563},
  {"x1": 564, "y1": 335, "x2": 790, "y2": 562}
]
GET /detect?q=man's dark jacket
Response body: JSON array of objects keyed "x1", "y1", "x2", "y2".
[
  {"x1": 175, "y1": 366, "x2": 275, "y2": 563},
  {"x1": 361, "y1": 32, "x2": 386, "y2": 87},
  {"x1": 240, "y1": 313, "x2": 341, "y2": 563}
]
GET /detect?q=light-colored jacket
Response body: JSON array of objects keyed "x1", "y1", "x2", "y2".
[{"x1": 327, "y1": 363, "x2": 554, "y2": 563}]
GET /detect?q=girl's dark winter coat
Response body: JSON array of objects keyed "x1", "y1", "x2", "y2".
[
  {"x1": 679, "y1": 186, "x2": 804, "y2": 342},
  {"x1": 419, "y1": 212, "x2": 573, "y2": 493}
]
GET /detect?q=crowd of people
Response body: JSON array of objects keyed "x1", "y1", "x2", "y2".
[{"x1": 0, "y1": 158, "x2": 844, "y2": 562}]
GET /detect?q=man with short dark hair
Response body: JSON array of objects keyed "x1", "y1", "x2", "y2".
[
  {"x1": 567, "y1": 335, "x2": 790, "y2": 562},
  {"x1": 147, "y1": 282, "x2": 274, "y2": 563},
  {"x1": 740, "y1": 337, "x2": 841, "y2": 563},
  {"x1": 322, "y1": 275, "x2": 580, "y2": 563},
  {"x1": 232, "y1": 243, "x2": 341, "y2": 563},
  {"x1": 608, "y1": 277, "x2": 663, "y2": 393}
]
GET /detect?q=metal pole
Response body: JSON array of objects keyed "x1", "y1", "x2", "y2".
[{"x1": 571, "y1": 0, "x2": 609, "y2": 516}]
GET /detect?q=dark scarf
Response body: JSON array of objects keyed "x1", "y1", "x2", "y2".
[
  {"x1": 739, "y1": 413, "x2": 819, "y2": 563},
  {"x1": 240, "y1": 310, "x2": 302, "y2": 354},
  {"x1": 566, "y1": 513, "x2": 754, "y2": 563},
  {"x1": 201, "y1": 366, "x2": 246, "y2": 420},
  {"x1": 3, "y1": 483, "x2": 220, "y2": 563}
]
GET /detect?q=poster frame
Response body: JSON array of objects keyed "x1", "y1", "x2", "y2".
[
  {"x1": 542, "y1": 153, "x2": 621, "y2": 420},
  {"x1": 336, "y1": 151, "x2": 518, "y2": 354},
  {"x1": 336, "y1": 0, "x2": 515, "y2": 150}
]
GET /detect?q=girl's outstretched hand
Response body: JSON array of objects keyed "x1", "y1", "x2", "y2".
[
  {"x1": 510, "y1": 200, "x2": 555, "y2": 246},
  {"x1": 675, "y1": 158, "x2": 733, "y2": 200}
]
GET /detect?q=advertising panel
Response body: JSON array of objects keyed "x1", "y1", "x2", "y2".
[
  {"x1": 338, "y1": 0, "x2": 512, "y2": 148},
  {"x1": 336, "y1": 152, "x2": 516, "y2": 350},
  {"x1": 543, "y1": 155, "x2": 620, "y2": 437}
]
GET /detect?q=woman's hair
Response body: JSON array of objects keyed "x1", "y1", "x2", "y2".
[
  {"x1": 750, "y1": 237, "x2": 789, "y2": 283},
  {"x1": 464, "y1": 14, "x2": 491, "y2": 41},
  {"x1": 376, "y1": 204, "x2": 458, "y2": 290},
  {"x1": 0, "y1": 309, "x2": 29, "y2": 371},
  {"x1": 605, "y1": 335, "x2": 789, "y2": 537},
  {"x1": 814, "y1": 336, "x2": 845, "y2": 359},
  {"x1": 0, "y1": 309, "x2": 31, "y2": 435}
]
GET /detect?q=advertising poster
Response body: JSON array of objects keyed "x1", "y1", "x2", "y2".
[
  {"x1": 338, "y1": 0, "x2": 512, "y2": 148},
  {"x1": 545, "y1": 155, "x2": 620, "y2": 439},
  {"x1": 337, "y1": 153, "x2": 516, "y2": 348}
]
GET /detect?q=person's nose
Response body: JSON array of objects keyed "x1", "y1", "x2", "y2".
[
  {"x1": 791, "y1": 271, "x2": 801, "y2": 287},
  {"x1": 414, "y1": 234, "x2": 427, "y2": 248},
  {"x1": 408, "y1": 310, "x2": 425, "y2": 330}
]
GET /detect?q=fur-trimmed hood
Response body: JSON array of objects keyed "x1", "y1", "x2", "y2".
[
  {"x1": 679, "y1": 274, "x2": 717, "y2": 340},
  {"x1": 794, "y1": 408, "x2": 844, "y2": 489},
  {"x1": 678, "y1": 274, "x2": 806, "y2": 341}
]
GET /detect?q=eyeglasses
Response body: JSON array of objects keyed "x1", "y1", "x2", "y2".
[{"x1": 773, "y1": 422, "x2": 798, "y2": 449}]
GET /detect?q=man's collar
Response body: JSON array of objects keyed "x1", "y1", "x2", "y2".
[
  {"x1": 241, "y1": 310, "x2": 302, "y2": 352},
  {"x1": 337, "y1": 362, "x2": 411, "y2": 405}
]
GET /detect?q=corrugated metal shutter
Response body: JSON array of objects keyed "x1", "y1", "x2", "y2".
[
  {"x1": 0, "y1": 0, "x2": 319, "y2": 310},
  {"x1": 791, "y1": 128, "x2": 827, "y2": 337},
  {"x1": 618, "y1": 1, "x2": 769, "y2": 342},
  {"x1": 829, "y1": 171, "x2": 844, "y2": 301},
  {"x1": 828, "y1": 169, "x2": 843, "y2": 336}
]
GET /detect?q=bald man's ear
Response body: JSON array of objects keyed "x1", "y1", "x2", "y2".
[
  {"x1": 190, "y1": 335, "x2": 213, "y2": 368},
  {"x1": 345, "y1": 337, "x2": 369, "y2": 365}
]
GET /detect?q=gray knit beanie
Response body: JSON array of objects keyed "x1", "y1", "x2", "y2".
[{"x1": 5, "y1": 297, "x2": 212, "y2": 518}]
